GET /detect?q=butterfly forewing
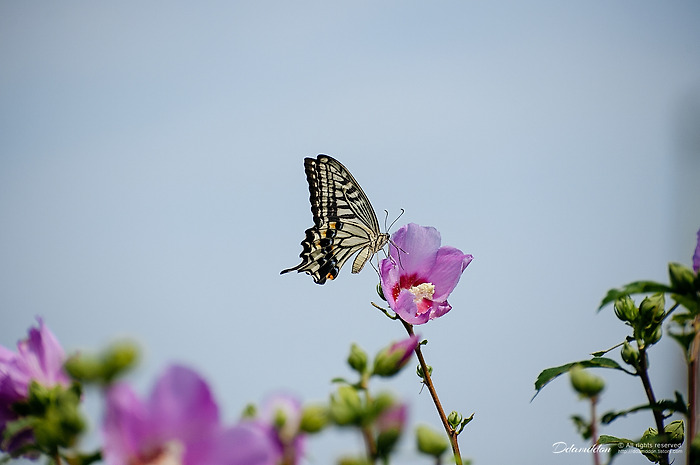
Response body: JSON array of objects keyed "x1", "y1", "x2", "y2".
[{"x1": 281, "y1": 154, "x2": 390, "y2": 284}]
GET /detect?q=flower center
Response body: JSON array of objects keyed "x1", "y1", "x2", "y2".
[
  {"x1": 408, "y1": 282, "x2": 435, "y2": 302},
  {"x1": 132, "y1": 441, "x2": 185, "y2": 465}
]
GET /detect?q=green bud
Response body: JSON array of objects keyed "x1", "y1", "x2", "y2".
[
  {"x1": 101, "y1": 341, "x2": 139, "y2": 382},
  {"x1": 241, "y1": 403, "x2": 257, "y2": 418},
  {"x1": 643, "y1": 324, "x2": 663, "y2": 346},
  {"x1": 347, "y1": 343, "x2": 368, "y2": 374},
  {"x1": 299, "y1": 404, "x2": 328, "y2": 433},
  {"x1": 613, "y1": 295, "x2": 638, "y2": 323},
  {"x1": 377, "y1": 428, "x2": 401, "y2": 458},
  {"x1": 621, "y1": 341, "x2": 639, "y2": 367},
  {"x1": 64, "y1": 341, "x2": 139, "y2": 385},
  {"x1": 370, "y1": 392, "x2": 396, "y2": 417},
  {"x1": 665, "y1": 419, "x2": 685, "y2": 444},
  {"x1": 569, "y1": 365, "x2": 605, "y2": 398},
  {"x1": 416, "y1": 364, "x2": 433, "y2": 379},
  {"x1": 416, "y1": 424, "x2": 449, "y2": 457},
  {"x1": 447, "y1": 411, "x2": 463, "y2": 429},
  {"x1": 64, "y1": 353, "x2": 103, "y2": 383},
  {"x1": 372, "y1": 336, "x2": 418, "y2": 378},
  {"x1": 669, "y1": 262, "x2": 696, "y2": 294},
  {"x1": 639, "y1": 294, "x2": 665, "y2": 325},
  {"x1": 329, "y1": 385, "x2": 363, "y2": 426},
  {"x1": 337, "y1": 457, "x2": 372, "y2": 465}
]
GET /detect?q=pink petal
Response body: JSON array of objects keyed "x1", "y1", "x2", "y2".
[
  {"x1": 430, "y1": 247, "x2": 473, "y2": 302},
  {"x1": 394, "y1": 290, "x2": 430, "y2": 325},
  {"x1": 149, "y1": 365, "x2": 220, "y2": 444},
  {"x1": 214, "y1": 422, "x2": 282, "y2": 465},
  {"x1": 103, "y1": 383, "x2": 151, "y2": 465},
  {"x1": 390, "y1": 224, "x2": 441, "y2": 275}
]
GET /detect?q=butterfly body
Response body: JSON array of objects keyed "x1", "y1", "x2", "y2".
[{"x1": 281, "y1": 155, "x2": 389, "y2": 284}]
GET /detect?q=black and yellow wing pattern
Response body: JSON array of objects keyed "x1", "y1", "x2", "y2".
[{"x1": 281, "y1": 154, "x2": 390, "y2": 284}]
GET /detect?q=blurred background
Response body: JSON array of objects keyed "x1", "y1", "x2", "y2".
[{"x1": 1, "y1": 2, "x2": 699, "y2": 464}]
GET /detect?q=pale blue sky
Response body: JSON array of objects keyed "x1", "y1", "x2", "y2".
[{"x1": 2, "y1": 2, "x2": 700, "y2": 464}]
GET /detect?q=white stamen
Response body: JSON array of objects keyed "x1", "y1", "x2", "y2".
[
  {"x1": 408, "y1": 283, "x2": 435, "y2": 302},
  {"x1": 146, "y1": 441, "x2": 185, "y2": 465}
]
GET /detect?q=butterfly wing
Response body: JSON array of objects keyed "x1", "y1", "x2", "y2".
[{"x1": 281, "y1": 154, "x2": 389, "y2": 284}]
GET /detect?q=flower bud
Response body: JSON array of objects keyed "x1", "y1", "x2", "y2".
[
  {"x1": 101, "y1": 341, "x2": 139, "y2": 382},
  {"x1": 621, "y1": 341, "x2": 639, "y2": 367},
  {"x1": 643, "y1": 324, "x2": 663, "y2": 346},
  {"x1": 347, "y1": 343, "x2": 368, "y2": 374},
  {"x1": 613, "y1": 295, "x2": 638, "y2": 323},
  {"x1": 376, "y1": 403, "x2": 407, "y2": 458},
  {"x1": 447, "y1": 411, "x2": 463, "y2": 429},
  {"x1": 416, "y1": 424, "x2": 449, "y2": 457},
  {"x1": 416, "y1": 364, "x2": 433, "y2": 379},
  {"x1": 329, "y1": 385, "x2": 363, "y2": 426},
  {"x1": 372, "y1": 335, "x2": 419, "y2": 378},
  {"x1": 669, "y1": 262, "x2": 696, "y2": 294},
  {"x1": 299, "y1": 404, "x2": 328, "y2": 433},
  {"x1": 65, "y1": 341, "x2": 139, "y2": 385},
  {"x1": 639, "y1": 294, "x2": 665, "y2": 325},
  {"x1": 569, "y1": 365, "x2": 605, "y2": 398}
]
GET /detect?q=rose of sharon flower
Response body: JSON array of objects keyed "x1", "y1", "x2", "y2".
[
  {"x1": 103, "y1": 364, "x2": 281, "y2": 465},
  {"x1": 380, "y1": 223, "x2": 473, "y2": 325},
  {"x1": 0, "y1": 318, "x2": 70, "y2": 453}
]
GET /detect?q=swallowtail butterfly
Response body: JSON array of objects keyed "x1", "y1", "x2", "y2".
[{"x1": 281, "y1": 154, "x2": 389, "y2": 284}]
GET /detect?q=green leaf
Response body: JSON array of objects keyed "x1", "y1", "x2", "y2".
[
  {"x1": 598, "y1": 281, "x2": 673, "y2": 310},
  {"x1": 533, "y1": 357, "x2": 625, "y2": 399},
  {"x1": 673, "y1": 293, "x2": 699, "y2": 315},
  {"x1": 600, "y1": 397, "x2": 687, "y2": 425}
]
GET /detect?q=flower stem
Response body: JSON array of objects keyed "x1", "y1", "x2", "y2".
[
  {"x1": 401, "y1": 320, "x2": 462, "y2": 465},
  {"x1": 687, "y1": 314, "x2": 700, "y2": 465},
  {"x1": 638, "y1": 347, "x2": 669, "y2": 465},
  {"x1": 358, "y1": 375, "x2": 378, "y2": 463},
  {"x1": 590, "y1": 396, "x2": 600, "y2": 465}
]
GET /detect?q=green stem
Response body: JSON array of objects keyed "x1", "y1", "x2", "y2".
[
  {"x1": 591, "y1": 396, "x2": 600, "y2": 465},
  {"x1": 401, "y1": 320, "x2": 462, "y2": 465},
  {"x1": 359, "y1": 376, "x2": 377, "y2": 463},
  {"x1": 687, "y1": 314, "x2": 700, "y2": 465},
  {"x1": 638, "y1": 347, "x2": 669, "y2": 465}
]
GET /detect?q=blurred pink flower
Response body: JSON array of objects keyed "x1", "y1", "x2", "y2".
[
  {"x1": 103, "y1": 364, "x2": 281, "y2": 465},
  {"x1": 0, "y1": 318, "x2": 70, "y2": 454}
]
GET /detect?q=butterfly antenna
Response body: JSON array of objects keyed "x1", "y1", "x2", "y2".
[{"x1": 388, "y1": 208, "x2": 405, "y2": 231}]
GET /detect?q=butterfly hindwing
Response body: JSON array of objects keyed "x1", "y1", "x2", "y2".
[{"x1": 281, "y1": 155, "x2": 389, "y2": 284}]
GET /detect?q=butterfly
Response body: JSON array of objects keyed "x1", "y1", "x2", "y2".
[{"x1": 281, "y1": 154, "x2": 390, "y2": 284}]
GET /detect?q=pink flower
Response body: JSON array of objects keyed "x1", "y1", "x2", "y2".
[
  {"x1": 0, "y1": 318, "x2": 70, "y2": 453},
  {"x1": 103, "y1": 364, "x2": 281, "y2": 465},
  {"x1": 380, "y1": 224, "x2": 473, "y2": 325}
]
